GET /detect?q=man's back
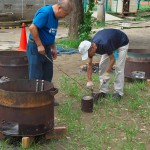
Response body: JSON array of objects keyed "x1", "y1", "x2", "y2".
[{"x1": 92, "y1": 29, "x2": 129, "y2": 55}]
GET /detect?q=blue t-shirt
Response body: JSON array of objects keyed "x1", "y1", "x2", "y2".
[
  {"x1": 92, "y1": 29, "x2": 129, "y2": 55},
  {"x1": 29, "y1": 5, "x2": 58, "y2": 45}
]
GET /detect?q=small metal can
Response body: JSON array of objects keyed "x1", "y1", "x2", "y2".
[{"x1": 81, "y1": 96, "x2": 93, "y2": 113}]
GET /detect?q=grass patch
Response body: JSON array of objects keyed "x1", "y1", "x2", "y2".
[
  {"x1": 52, "y1": 74, "x2": 150, "y2": 149},
  {"x1": 139, "y1": 5, "x2": 150, "y2": 12},
  {"x1": 56, "y1": 38, "x2": 81, "y2": 50},
  {"x1": 1, "y1": 72, "x2": 150, "y2": 149}
]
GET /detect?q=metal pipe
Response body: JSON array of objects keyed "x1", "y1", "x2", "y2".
[
  {"x1": 21, "y1": 0, "x2": 24, "y2": 19},
  {"x1": 116, "y1": 0, "x2": 118, "y2": 13},
  {"x1": 36, "y1": 79, "x2": 39, "y2": 92},
  {"x1": 97, "y1": 0, "x2": 105, "y2": 21},
  {"x1": 41, "y1": 80, "x2": 44, "y2": 91},
  {"x1": 0, "y1": 12, "x2": 13, "y2": 17}
]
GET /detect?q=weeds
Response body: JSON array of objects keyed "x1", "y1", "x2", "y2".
[
  {"x1": 1, "y1": 72, "x2": 149, "y2": 149},
  {"x1": 56, "y1": 38, "x2": 81, "y2": 50},
  {"x1": 56, "y1": 75, "x2": 150, "y2": 149}
]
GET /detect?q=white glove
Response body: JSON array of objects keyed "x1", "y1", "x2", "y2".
[
  {"x1": 86, "y1": 81, "x2": 94, "y2": 89},
  {"x1": 100, "y1": 72, "x2": 110, "y2": 84},
  {"x1": 101, "y1": 72, "x2": 110, "y2": 80},
  {"x1": 103, "y1": 72, "x2": 110, "y2": 76}
]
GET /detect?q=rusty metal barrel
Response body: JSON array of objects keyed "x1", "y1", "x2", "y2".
[
  {"x1": 0, "y1": 79, "x2": 58, "y2": 136},
  {"x1": 81, "y1": 96, "x2": 93, "y2": 113},
  {"x1": 125, "y1": 49, "x2": 150, "y2": 79},
  {"x1": 0, "y1": 51, "x2": 28, "y2": 79}
]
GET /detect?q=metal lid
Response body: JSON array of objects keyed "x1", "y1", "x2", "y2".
[{"x1": 82, "y1": 96, "x2": 93, "y2": 100}]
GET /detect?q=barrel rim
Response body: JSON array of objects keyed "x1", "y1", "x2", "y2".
[
  {"x1": 82, "y1": 95, "x2": 93, "y2": 100},
  {"x1": 0, "y1": 50, "x2": 27, "y2": 58},
  {"x1": 0, "y1": 79, "x2": 55, "y2": 94}
]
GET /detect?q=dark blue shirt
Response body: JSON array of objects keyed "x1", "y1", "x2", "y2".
[
  {"x1": 29, "y1": 5, "x2": 58, "y2": 45},
  {"x1": 92, "y1": 29, "x2": 129, "y2": 55}
]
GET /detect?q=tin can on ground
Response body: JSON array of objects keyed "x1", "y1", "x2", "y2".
[{"x1": 81, "y1": 96, "x2": 93, "y2": 113}]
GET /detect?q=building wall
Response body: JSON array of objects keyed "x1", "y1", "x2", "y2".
[
  {"x1": 111, "y1": 0, "x2": 123, "y2": 13},
  {"x1": 0, "y1": 0, "x2": 58, "y2": 21},
  {"x1": 111, "y1": 0, "x2": 137, "y2": 14},
  {"x1": 129, "y1": 0, "x2": 137, "y2": 13}
]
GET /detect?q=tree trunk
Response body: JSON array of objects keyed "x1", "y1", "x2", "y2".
[{"x1": 68, "y1": 0, "x2": 84, "y2": 39}]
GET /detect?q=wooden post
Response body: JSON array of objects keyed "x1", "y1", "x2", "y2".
[
  {"x1": 97, "y1": 0, "x2": 105, "y2": 21},
  {"x1": 147, "y1": 79, "x2": 150, "y2": 86},
  {"x1": 22, "y1": 137, "x2": 34, "y2": 149}
]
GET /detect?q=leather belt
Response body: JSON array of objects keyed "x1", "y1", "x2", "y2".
[{"x1": 29, "y1": 39, "x2": 51, "y2": 48}]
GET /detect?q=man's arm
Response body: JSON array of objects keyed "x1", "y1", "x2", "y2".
[
  {"x1": 87, "y1": 57, "x2": 93, "y2": 81},
  {"x1": 29, "y1": 24, "x2": 45, "y2": 55},
  {"x1": 105, "y1": 53, "x2": 115, "y2": 73}
]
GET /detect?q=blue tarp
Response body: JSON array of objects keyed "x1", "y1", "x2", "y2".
[{"x1": 56, "y1": 45, "x2": 78, "y2": 55}]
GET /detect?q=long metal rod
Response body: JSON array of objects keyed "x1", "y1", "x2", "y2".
[
  {"x1": 21, "y1": 0, "x2": 24, "y2": 19},
  {"x1": 41, "y1": 80, "x2": 44, "y2": 91},
  {"x1": 44, "y1": 54, "x2": 90, "y2": 93},
  {"x1": 36, "y1": 79, "x2": 39, "y2": 92}
]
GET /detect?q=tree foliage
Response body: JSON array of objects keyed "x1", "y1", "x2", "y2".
[{"x1": 78, "y1": 0, "x2": 95, "y2": 41}]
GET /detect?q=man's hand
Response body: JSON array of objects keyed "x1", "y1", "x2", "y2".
[
  {"x1": 37, "y1": 45, "x2": 45, "y2": 55},
  {"x1": 52, "y1": 49, "x2": 57, "y2": 60},
  {"x1": 86, "y1": 81, "x2": 94, "y2": 89},
  {"x1": 51, "y1": 44, "x2": 57, "y2": 60}
]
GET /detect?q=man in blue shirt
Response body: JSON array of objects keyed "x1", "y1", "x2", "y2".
[
  {"x1": 27, "y1": 0, "x2": 72, "y2": 106},
  {"x1": 27, "y1": 0, "x2": 72, "y2": 82},
  {"x1": 78, "y1": 29, "x2": 129, "y2": 101}
]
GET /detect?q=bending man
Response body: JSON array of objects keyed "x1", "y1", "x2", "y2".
[{"x1": 78, "y1": 29, "x2": 129, "y2": 100}]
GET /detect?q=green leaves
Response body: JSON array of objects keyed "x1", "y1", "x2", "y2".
[{"x1": 78, "y1": 0, "x2": 95, "y2": 41}]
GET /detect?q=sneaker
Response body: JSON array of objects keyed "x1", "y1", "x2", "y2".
[
  {"x1": 92, "y1": 92, "x2": 99, "y2": 104},
  {"x1": 99, "y1": 92, "x2": 107, "y2": 98},
  {"x1": 92, "y1": 92, "x2": 107, "y2": 104},
  {"x1": 112, "y1": 93, "x2": 122, "y2": 100}
]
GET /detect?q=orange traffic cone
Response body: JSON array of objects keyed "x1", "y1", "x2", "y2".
[{"x1": 18, "y1": 23, "x2": 27, "y2": 51}]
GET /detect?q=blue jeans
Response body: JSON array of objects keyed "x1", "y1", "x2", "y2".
[{"x1": 26, "y1": 41, "x2": 53, "y2": 82}]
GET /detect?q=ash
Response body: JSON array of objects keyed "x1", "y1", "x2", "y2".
[{"x1": 0, "y1": 76, "x2": 10, "y2": 83}]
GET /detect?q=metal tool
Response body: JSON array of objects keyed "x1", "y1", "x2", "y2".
[
  {"x1": 36, "y1": 79, "x2": 39, "y2": 92},
  {"x1": 41, "y1": 80, "x2": 44, "y2": 91}
]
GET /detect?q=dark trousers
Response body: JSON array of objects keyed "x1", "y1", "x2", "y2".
[{"x1": 26, "y1": 41, "x2": 53, "y2": 82}]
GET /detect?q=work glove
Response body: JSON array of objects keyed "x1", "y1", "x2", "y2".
[
  {"x1": 100, "y1": 72, "x2": 110, "y2": 84},
  {"x1": 101, "y1": 72, "x2": 110, "y2": 80},
  {"x1": 86, "y1": 81, "x2": 94, "y2": 89},
  {"x1": 103, "y1": 72, "x2": 110, "y2": 76}
]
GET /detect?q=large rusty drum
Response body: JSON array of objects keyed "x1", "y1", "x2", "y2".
[
  {"x1": 0, "y1": 79, "x2": 58, "y2": 136},
  {"x1": 125, "y1": 49, "x2": 150, "y2": 79},
  {"x1": 0, "y1": 51, "x2": 28, "y2": 79}
]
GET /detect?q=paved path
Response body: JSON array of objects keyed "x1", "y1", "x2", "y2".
[
  {"x1": 0, "y1": 26, "x2": 68, "y2": 51},
  {"x1": 92, "y1": 12, "x2": 123, "y2": 21}
]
